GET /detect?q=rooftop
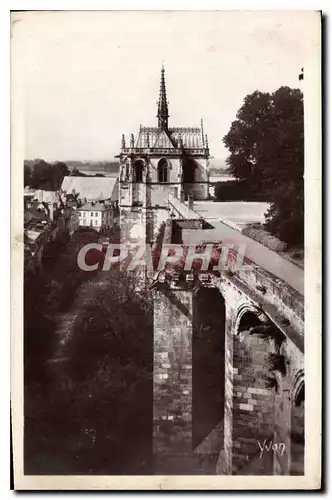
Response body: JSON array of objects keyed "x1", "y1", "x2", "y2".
[
  {"x1": 61, "y1": 176, "x2": 118, "y2": 202},
  {"x1": 120, "y1": 67, "x2": 209, "y2": 156},
  {"x1": 24, "y1": 187, "x2": 62, "y2": 205},
  {"x1": 80, "y1": 202, "x2": 111, "y2": 212}
]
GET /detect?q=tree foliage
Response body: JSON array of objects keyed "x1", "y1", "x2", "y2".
[
  {"x1": 223, "y1": 87, "x2": 304, "y2": 245},
  {"x1": 24, "y1": 231, "x2": 153, "y2": 474},
  {"x1": 24, "y1": 159, "x2": 70, "y2": 190},
  {"x1": 214, "y1": 179, "x2": 267, "y2": 202}
]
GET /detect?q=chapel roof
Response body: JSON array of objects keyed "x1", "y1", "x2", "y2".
[{"x1": 120, "y1": 66, "x2": 209, "y2": 156}]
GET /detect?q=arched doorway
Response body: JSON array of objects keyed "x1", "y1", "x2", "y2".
[
  {"x1": 133, "y1": 160, "x2": 144, "y2": 183},
  {"x1": 232, "y1": 308, "x2": 278, "y2": 474},
  {"x1": 158, "y1": 158, "x2": 169, "y2": 183},
  {"x1": 192, "y1": 287, "x2": 226, "y2": 448},
  {"x1": 291, "y1": 381, "x2": 304, "y2": 475}
]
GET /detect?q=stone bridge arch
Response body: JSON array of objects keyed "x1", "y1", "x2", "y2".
[
  {"x1": 192, "y1": 286, "x2": 226, "y2": 449},
  {"x1": 233, "y1": 299, "x2": 261, "y2": 335},
  {"x1": 152, "y1": 271, "x2": 304, "y2": 475},
  {"x1": 227, "y1": 301, "x2": 277, "y2": 474}
]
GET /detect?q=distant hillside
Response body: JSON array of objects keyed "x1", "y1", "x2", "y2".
[
  {"x1": 66, "y1": 161, "x2": 119, "y2": 176},
  {"x1": 25, "y1": 158, "x2": 227, "y2": 178},
  {"x1": 208, "y1": 158, "x2": 229, "y2": 175}
]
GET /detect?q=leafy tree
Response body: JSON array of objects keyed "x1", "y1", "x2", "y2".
[
  {"x1": 25, "y1": 264, "x2": 153, "y2": 474},
  {"x1": 52, "y1": 161, "x2": 70, "y2": 186},
  {"x1": 214, "y1": 179, "x2": 266, "y2": 201},
  {"x1": 27, "y1": 159, "x2": 70, "y2": 190},
  {"x1": 223, "y1": 87, "x2": 304, "y2": 245},
  {"x1": 62, "y1": 268, "x2": 153, "y2": 473}
]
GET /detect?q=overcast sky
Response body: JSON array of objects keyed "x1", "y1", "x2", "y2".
[{"x1": 14, "y1": 11, "x2": 317, "y2": 162}]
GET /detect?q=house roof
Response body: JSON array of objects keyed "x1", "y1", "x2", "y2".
[
  {"x1": 24, "y1": 206, "x2": 49, "y2": 225},
  {"x1": 33, "y1": 190, "x2": 60, "y2": 205},
  {"x1": 24, "y1": 186, "x2": 36, "y2": 197},
  {"x1": 131, "y1": 126, "x2": 207, "y2": 152},
  {"x1": 80, "y1": 202, "x2": 111, "y2": 212},
  {"x1": 61, "y1": 176, "x2": 118, "y2": 202},
  {"x1": 120, "y1": 67, "x2": 209, "y2": 155}
]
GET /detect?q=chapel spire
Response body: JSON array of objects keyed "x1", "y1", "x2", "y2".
[{"x1": 157, "y1": 64, "x2": 169, "y2": 130}]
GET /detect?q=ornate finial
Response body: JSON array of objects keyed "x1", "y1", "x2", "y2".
[
  {"x1": 122, "y1": 134, "x2": 126, "y2": 149},
  {"x1": 157, "y1": 64, "x2": 169, "y2": 130},
  {"x1": 130, "y1": 133, "x2": 135, "y2": 148},
  {"x1": 201, "y1": 118, "x2": 205, "y2": 146},
  {"x1": 205, "y1": 134, "x2": 209, "y2": 150}
]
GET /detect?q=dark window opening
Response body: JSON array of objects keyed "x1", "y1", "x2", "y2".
[
  {"x1": 158, "y1": 158, "x2": 168, "y2": 183},
  {"x1": 193, "y1": 287, "x2": 226, "y2": 449},
  {"x1": 133, "y1": 160, "x2": 144, "y2": 183}
]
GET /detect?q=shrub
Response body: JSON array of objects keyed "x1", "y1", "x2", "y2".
[
  {"x1": 242, "y1": 224, "x2": 287, "y2": 252},
  {"x1": 214, "y1": 180, "x2": 267, "y2": 202}
]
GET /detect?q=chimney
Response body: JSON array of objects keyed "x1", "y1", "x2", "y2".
[
  {"x1": 49, "y1": 203, "x2": 54, "y2": 220},
  {"x1": 188, "y1": 193, "x2": 194, "y2": 211}
]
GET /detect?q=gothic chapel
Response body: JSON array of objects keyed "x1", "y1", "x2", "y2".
[{"x1": 118, "y1": 66, "x2": 210, "y2": 242}]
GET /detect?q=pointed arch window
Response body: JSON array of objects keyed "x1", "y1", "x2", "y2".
[
  {"x1": 158, "y1": 158, "x2": 169, "y2": 183},
  {"x1": 133, "y1": 160, "x2": 144, "y2": 183}
]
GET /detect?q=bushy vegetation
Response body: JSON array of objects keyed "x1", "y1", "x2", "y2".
[
  {"x1": 242, "y1": 224, "x2": 287, "y2": 253},
  {"x1": 24, "y1": 230, "x2": 153, "y2": 474},
  {"x1": 214, "y1": 180, "x2": 266, "y2": 202},
  {"x1": 24, "y1": 159, "x2": 70, "y2": 190},
  {"x1": 24, "y1": 159, "x2": 108, "y2": 189},
  {"x1": 24, "y1": 229, "x2": 101, "y2": 383},
  {"x1": 223, "y1": 87, "x2": 304, "y2": 246},
  {"x1": 70, "y1": 167, "x2": 106, "y2": 177}
]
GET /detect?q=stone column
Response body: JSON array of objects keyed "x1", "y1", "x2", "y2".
[
  {"x1": 217, "y1": 299, "x2": 234, "y2": 475},
  {"x1": 273, "y1": 371, "x2": 292, "y2": 475},
  {"x1": 188, "y1": 193, "x2": 194, "y2": 211},
  {"x1": 153, "y1": 288, "x2": 193, "y2": 473}
]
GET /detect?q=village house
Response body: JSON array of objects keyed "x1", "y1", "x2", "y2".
[
  {"x1": 24, "y1": 178, "x2": 118, "y2": 276},
  {"x1": 64, "y1": 206, "x2": 80, "y2": 236},
  {"x1": 24, "y1": 206, "x2": 56, "y2": 274},
  {"x1": 79, "y1": 201, "x2": 113, "y2": 233},
  {"x1": 24, "y1": 193, "x2": 80, "y2": 276}
]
